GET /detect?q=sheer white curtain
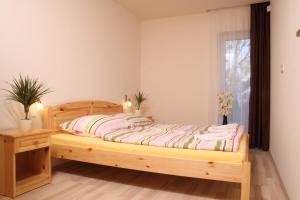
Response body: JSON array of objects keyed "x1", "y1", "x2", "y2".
[{"x1": 208, "y1": 7, "x2": 250, "y2": 130}]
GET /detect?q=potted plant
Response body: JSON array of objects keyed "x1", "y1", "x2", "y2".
[
  {"x1": 134, "y1": 91, "x2": 146, "y2": 115},
  {"x1": 4, "y1": 75, "x2": 51, "y2": 131},
  {"x1": 217, "y1": 92, "x2": 233, "y2": 125}
]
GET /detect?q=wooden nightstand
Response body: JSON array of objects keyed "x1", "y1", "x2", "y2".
[{"x1": 0, "y1": 129, "x2": 51, "y2": 198}]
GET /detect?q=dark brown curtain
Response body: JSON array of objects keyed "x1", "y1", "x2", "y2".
[{"x1": 249, "y1": 2, "x2": 270, "y2": 151}]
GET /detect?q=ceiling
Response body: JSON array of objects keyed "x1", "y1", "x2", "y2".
[{"x1": 115, "y1": 0, "x2": 268, "y2": 20}]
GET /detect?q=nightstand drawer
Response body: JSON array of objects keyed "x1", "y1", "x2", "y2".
[{"x1": 15, "y1": 134, "x2": 50, "y2": 153}]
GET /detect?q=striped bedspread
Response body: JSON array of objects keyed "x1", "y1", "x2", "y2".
[{"x1": 99, "y1": 123, "x2": 244, "y2": 152}]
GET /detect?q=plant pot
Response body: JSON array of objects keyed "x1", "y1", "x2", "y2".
[
  {"x1": 135, "y1": 109, "x2": 143, "y2": 116},
  {"x1": 19, "y1": 119, "x2": 32, "y2": 131}
]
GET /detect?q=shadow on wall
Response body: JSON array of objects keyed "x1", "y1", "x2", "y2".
[
  {"x1": 0, "y1": 102, "x2": 23, "y2": 130},
  {"x1": 0, "y1": 101, "x2": 44, "y2": 130}
]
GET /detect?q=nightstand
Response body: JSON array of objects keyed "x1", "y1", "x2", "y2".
[{"x1": 0, "y1": 129, "x2": 51, "y2": 198}]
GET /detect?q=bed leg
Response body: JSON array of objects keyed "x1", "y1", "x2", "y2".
[{"x1": 241, "y1": 161, "x2": 251, "y2": 200}]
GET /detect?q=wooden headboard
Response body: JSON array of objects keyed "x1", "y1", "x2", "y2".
[{"x1": 43, "y1": 100, "x2": 123, "y2": 130}]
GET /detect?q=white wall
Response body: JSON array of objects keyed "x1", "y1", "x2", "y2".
[
  {"x1": 141, "y1": 8, "x2": 250, "y2": 126},
  {"x1": 141, "y1": 14, "x2": 212, "y2": 125},
  {"x1": 270, "y1": 0, "x2": 300, "y2": 199},
  {"x1": 0, "y1": 0, "x2": 141, "y2": 130}
]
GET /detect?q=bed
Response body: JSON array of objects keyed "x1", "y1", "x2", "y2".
[{"x1": 43, "y1": 100, "x2": 251, "y2": 200}]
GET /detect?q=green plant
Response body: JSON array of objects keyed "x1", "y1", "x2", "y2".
[
  {"x1": 134, "y1": 91, "x2": 146, "y2": 110},
  {"x1": 5, "y1": 75, "x2": 51, "y2": 120}
]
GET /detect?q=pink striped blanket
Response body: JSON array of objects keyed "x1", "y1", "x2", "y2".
[{"x1": 99, "y1": 123, "x2": 244, "y2": 152}]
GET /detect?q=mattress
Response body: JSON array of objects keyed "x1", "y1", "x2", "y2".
[{"x1": 51, "y1": 132, "x2": 248, "y2": 163}]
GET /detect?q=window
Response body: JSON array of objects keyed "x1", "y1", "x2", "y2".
[{"x1": 221, "y1": 32, "x2": 251, "y2": 131}]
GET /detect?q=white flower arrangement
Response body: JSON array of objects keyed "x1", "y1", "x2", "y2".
[{"x1": 217, "y1": 92, "x2": 234, "y2": 116}]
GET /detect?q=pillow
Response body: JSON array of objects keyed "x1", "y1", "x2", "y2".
[
  {"x1": 113, "y1": 113, "x2": 153, "y2": 127},
  {"x1": 60, "y1": 115, "x2": 132, "y2": 137}
]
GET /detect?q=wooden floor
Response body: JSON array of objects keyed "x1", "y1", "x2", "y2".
[{"x1": 0, "y1": 150, "x2": 288, "y2": 200}]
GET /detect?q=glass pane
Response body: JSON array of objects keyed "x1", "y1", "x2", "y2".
[{"x1": 224, "y1": 39, "x2": 250, "y2": 131}]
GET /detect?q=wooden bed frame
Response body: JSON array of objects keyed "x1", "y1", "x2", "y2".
[{"x1": 43, "y1": 100, "x2": 251, "y2": 200}]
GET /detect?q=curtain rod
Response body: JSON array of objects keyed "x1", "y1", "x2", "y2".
[
  {"x1": 206, "y1": 4, "x2": 250, "y2": 13},
  {"x1": 206, "y1": 3, "x2": 271, "y2": 13}
]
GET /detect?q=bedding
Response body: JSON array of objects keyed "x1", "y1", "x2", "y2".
[
  {"x1": 60, "y1": 115, "x2": 132, "y2": 136},
  {"x1": 61, "y1": 114, "x2": 244, "y2": 152},
  {"x1": 99, "y1": 123, "x2": 244, "y2": 152},
  {"x1": 60, "y1": 113, "x2": 153, "y2": 135},
  {"x1": 113, "y1": 113, "x2": 153, "y2": 127}
]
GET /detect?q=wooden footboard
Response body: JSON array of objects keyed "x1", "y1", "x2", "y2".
[
  {"x1": 51, "y1": 143, "x2": 244, "y2": 183},
  {"x1": 51, "y1": 139, "x2": 251, "y2": 200}
]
